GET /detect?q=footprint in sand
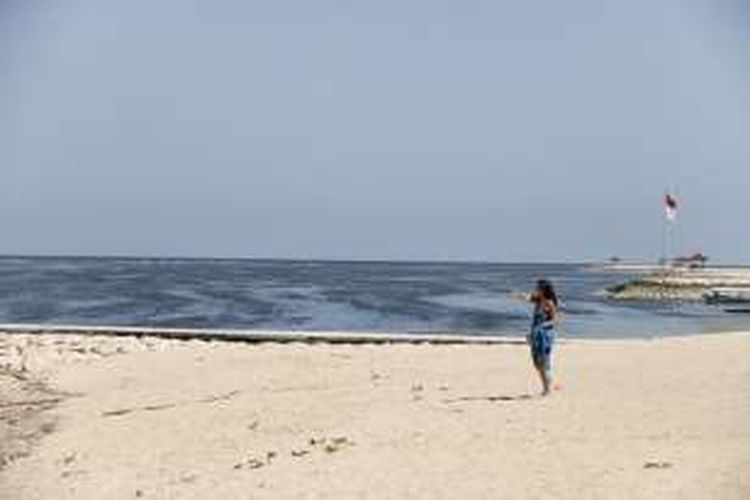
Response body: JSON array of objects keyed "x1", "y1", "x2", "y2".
[
  {"x1": 644, "y1": 461, "x2": 673, "y2": 469},
  {"x1": 323, "y1": 436, "x2": 353, "y2": 453},
  {"x1": 233, "y1": 451, "x2": 277, "y2": 470},
  {"x1": 290, "y1": 436, "x2": 355, "y2": 459},
  {"x1": 61, "y1": 452, "x2": 77, "y2": 465},
  {"x1": 311, "y1": 436, "x2": 355, "y2": 454},
  {"x1": 235, "y1": 436, "x2": 356, "y2": 471},
  {"x1": 410, "y1": 384, "x2": 425, "y2": 401}
]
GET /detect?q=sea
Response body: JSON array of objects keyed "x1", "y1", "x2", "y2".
[{"x1": 0, "y1": 256, "x2": 746, "y2": 339}]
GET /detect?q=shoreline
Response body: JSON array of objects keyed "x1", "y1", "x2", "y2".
[
  {"x1": 3, "y1": 323, "x2": 749, "y2": 345},
  {"x1": 0, "y1": 323, "x2": 524, "y2": 345},
  {"x1": 1, "y1": 329, "x2": 749, "y2": 499}
]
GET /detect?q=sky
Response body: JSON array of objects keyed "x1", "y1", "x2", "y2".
[{"x1": 1, "y1": 0, "x2": 749, "y2": 263}]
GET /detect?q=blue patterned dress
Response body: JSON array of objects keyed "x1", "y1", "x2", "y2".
[{"x1": 528, "y1": 303, "x2": 555, "y2": 374}]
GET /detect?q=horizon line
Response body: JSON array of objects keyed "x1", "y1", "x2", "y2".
[{"x1": 0, "y1": 252, "x2": 608, "y2": 266}]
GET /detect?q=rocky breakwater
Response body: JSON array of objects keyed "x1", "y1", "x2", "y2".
[{"x1": 606, "y1": 267, "x2": 750, "y2": 301}]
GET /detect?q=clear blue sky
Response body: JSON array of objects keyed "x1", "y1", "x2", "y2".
[{"x1": 1, "y1": 0, "x2": 749, "y2": 262}]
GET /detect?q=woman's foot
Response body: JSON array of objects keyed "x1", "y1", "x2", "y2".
[{"x1": 542, "y1": 380, "x2": 550, "y2": 395}]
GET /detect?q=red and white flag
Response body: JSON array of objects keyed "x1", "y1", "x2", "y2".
[{"x1": 664, "y1": 193, "x2": 678, "y2": 221}]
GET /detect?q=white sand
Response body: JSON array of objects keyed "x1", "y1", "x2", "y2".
[{"x1": 1, "y1": 331, "x2": 749, "y2": 499}]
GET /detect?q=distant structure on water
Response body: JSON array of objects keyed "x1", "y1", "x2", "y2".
[{"x1": 660, "y1": 252, "x2": 709, "y2": 269}]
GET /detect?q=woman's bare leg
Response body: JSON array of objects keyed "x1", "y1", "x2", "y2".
[{"x1": 534, "y1": 361, "x2": 550, "y2": 395}]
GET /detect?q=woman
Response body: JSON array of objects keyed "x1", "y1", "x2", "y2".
[{"x1": 527, "y1": 279, "x2": 559, "y2": 395}]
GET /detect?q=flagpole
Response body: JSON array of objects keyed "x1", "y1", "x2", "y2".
[
  {"x1": 662, "y1": 190, "x2": 678, "y2": 268},
  {"x1": 674, "y1": 185, "x2": 680, "y2": 264},
  {"x1": 661, "y1": 190, "x2": 668, "y2": 267},
  {"x1": 661, "y1": 211, "x2": 667, "y2": 266}
]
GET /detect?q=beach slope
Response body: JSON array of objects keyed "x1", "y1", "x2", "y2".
[{"x1": 1, "y1": 331, "x2": 749, "y2": 499}]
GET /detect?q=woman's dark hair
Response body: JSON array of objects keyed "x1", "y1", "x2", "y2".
[{"x1": 536, "y1": 279, "x2": 558, "y2": 307}]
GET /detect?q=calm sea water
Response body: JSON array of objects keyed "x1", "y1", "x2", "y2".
[{"x1": 0, "y1": 256, "x2": 746, "y2": 338}]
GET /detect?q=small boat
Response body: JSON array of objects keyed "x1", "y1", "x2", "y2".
[
  {"x1": 672, "y1": 252, "x2": 709, "y2": 269},
  {"x1": 703, "y1": 287, "x2": 750, "y2": 305}
]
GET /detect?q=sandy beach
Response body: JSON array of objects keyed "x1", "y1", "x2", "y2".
[{"x1": 1, "y1": 330, "x2": 749, "y2": 499}]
